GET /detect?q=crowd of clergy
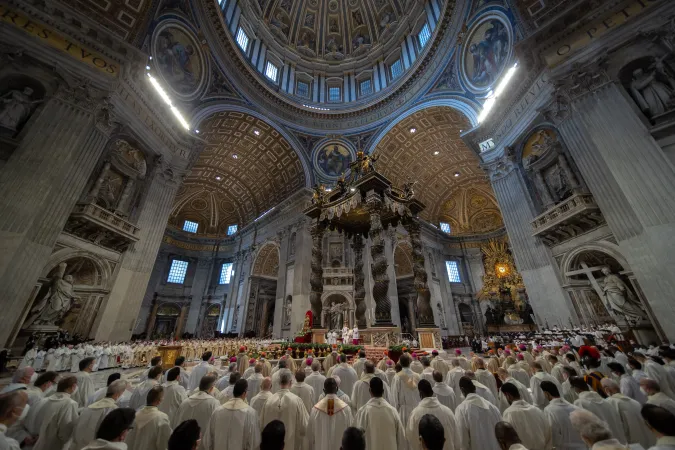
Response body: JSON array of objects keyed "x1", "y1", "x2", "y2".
[{"x1": 2, "y1": 340, "x2": 675, "y2": 450}]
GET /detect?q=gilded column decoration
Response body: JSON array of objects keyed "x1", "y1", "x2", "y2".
[
  {"x1": 404, "y1": 218, "x2": 434, "y2": 327},
  {"x1": 352, "y1": 234, "x2": 366, "y2": 328},
  {"x1": 309, "y1": 222, "x2": 325, "y2": 326},
  {"x1": 367, "y1": 191, "x2": 392, "y2": 325}
]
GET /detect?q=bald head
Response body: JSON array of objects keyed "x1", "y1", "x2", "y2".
[
  {"x1": 601, "y1": 378, "x2": 620, "y2": 396},
  {"x1": 261, "y1": 377, "x2": 272, "y2": 392},
  {"x1": 12, "y1": 367, "x2": 34, "y2": 384}
]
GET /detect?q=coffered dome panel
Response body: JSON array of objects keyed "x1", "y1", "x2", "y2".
[
  {"x1": 169, "y1": 112, "x2": 307, "y2": 235},
  {"x1": 373, "y1": 106, "x2": 503, "y2": 236}
]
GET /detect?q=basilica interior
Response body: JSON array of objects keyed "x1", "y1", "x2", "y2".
[{"x1": 1, "y1": 0, "x2": 675, "y2": 351}]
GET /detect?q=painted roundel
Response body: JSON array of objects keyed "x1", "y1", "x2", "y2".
[
  {"x1": 461, "y1": 13, "x2": 512, "y2": 93},
  {"x1": 313, "y1": 142, "x2": 354, "y2": 179},
  {"x1": 151, "y1": 21, "x2": 207, "y2": 100}
]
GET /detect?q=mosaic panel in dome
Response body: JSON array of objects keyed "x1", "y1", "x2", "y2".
[
  {"x1": 373, "y1": 106, "x2": 503, "y2": 236},
  {"x1": 170, "y1": 112, "x2": 306, "y2": 233}
]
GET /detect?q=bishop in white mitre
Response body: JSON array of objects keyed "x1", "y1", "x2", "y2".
[
  {"x1": 352, "y1": 362, "x2": 390, "y2": 411},
  {"x1": 454, "y1": 377, "x2": 502, "y2": 450},
  {"x1": 406, "y1": 380, "x2": 460, "y2": 450},
  {"x1": 158, "y1": 367, "x2": 187, "y2": 427},
  {"x1": 71, "y1": 380, "x2": 126, "y2": 450},
  {"x1": 306, "y1": 378, "x2": 353, "y2": 450},
  {"x1": 202, "y1": 379, "x2": 261, "y2": 450},
  {"x1": 261, "y1": 372, "x2": 309, "y2": 450},
  {"x1": 125, "y1": 386, "x2": 172, "y2": 450},
  {"x1": 354, "y1": 377, "x2": 406, "y2": 450},
  {"x1": 33, "y1": 378, "x2": 79, "y2": 450},
  {"x1": 391, "y1": 354, "x2": 421, "y2": 426}
]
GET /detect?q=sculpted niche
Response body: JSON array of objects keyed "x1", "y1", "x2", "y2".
[
  {"x1": 620, "y1": 56, "x2": 675, "y2": 123},
  {"x1": 0, "y1": 76, "x2": 46, "y2": 136}
]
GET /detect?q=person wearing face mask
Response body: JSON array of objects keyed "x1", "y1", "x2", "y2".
[
  {"x1": 80, "y1": 407, "x2": 136, "y2": 450},
  {"x1": 6, "y1": 371, "x2": 58, "y2": 448},
  {"x1": 32, "y1": 376, "x2": 79, "y2": 450},
  {"x1": 641, "y1": 378, "x2": 675, "y2": 417},
  {"x1": 0, "y1": 390, "x2": 29, "y2": 450},
  {"x1": 0, "y1": 368, "x2": 35, "y2": 395}
]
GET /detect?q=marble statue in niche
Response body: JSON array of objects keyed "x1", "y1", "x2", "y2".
[
  {"x1": 600, "y1": 267, "x2": 647, "y2": 323},
  {"x1": 629, "y1": 60, "x2": 675, "y2": 119},
  {"x1": 0, "y1": 87, "x2": 43, "y2": 132},
  {"x1": 23, "y1": 262, "x2": 79, "y2": 328},
  {"x1": 284, "y1": 296, "x2": 292, "y2": 326}
]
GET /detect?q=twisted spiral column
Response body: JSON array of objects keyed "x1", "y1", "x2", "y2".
[
  {"x1": 352, "y1": 234, "x2": 366, "y2": 328},
  {"x1": 309, "y1": 222, "x2": 325, "y2": 327},
  {"x1": 405, "y1": 218, "x2": 434, "y2": 327},
  {"x1": 367, "y1": 191, "x2": 392, "y2": 326}
]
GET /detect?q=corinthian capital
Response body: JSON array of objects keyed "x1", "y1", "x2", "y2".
[{"x1": 552, "y1": 58, "x2": 612, "y2": 103}]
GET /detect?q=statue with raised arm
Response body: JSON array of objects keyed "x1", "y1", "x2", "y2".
[
  {"x1": 24, "y1": 262, "x2": 79, "y2": 328},
  {"x1": 600, "y1": 266, "x2": 646, "y2": 323}
]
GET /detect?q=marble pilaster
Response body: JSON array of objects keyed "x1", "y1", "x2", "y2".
[
  {"x1": 185, "y1": 258, "x2": 213, "y2": 335},
  {"x1": 548, "y1": 75, "x2": 675, "y2": 340},
  {"x1": 273, "y1": 230, "x2": 290, "y2": 338},
  {"x1": 0, "y1": 85, "x2": 113, "y2": 346},
  {"x1": 94, "y1": 160, "x2": 183, "y2": 341},
  {"x1": 486, "y1": 159, "x2": 576, "y2": 327},
  {"x1": 291, "y1": 223, "x2": 312, "y2": 334}
]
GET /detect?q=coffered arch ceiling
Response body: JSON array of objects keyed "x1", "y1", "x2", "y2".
[
  {"x1": 169, "y1": 111, "x2": 307, "y2": 234},
  {"x1": 373, "y1": 106, "x2": 504, "y2": 236}
]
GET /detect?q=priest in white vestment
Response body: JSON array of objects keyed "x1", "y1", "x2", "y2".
[
  {"x1": 430, "y1": 351, "x2": 449, "y2": 379},
  {"x1": 352, "y1": 352, "x2": 368, "y2": 379},
  {"x1": 602, "y1": 378, "x2": 655, "y2": 449},
  {"x1": 72, "y1": 357, "x2": 96, "y2": 408},
  {"x1": 539, "y1": 380, "x2": 587, "y2": 450},
  {"x1": 72, "y1": 380, "x2": 127, "y2": 450},
  {"x1": 570, "y1": 376, "x2": 627, "y2": 444},
  {"x1": 318, "y1": 376, "x2": 353, "y2": 412},
  {"x1": 454, "y1": 376, "x2": 502, "y2": 450},
  {"x1": 6, "y1": 371, "x2": 57, "y2": 446},
  {"x1": 569, "y1": 409, "x2": 628, "y2": 450},
  {"x1": 636, "y1": 353, "x2": 675, "y2": 399},
  {"x1": 549, "y1": 356, "x2": 567, "y2": 384},
  {"x1": 125, "y1": 386, "x2": 172, "y2": 450},
  {"x1": 306, "y1": 378, "x2": 353, "y2": 450},
  {"x1": 247, "y1": 365, "x2": 264, "y2": 400},
  {"x1": 174, "y1": 375, "x2": 221, "y2": 433},
  {"x1": 261, "y1": 372, "x2": 309, "y2": 450},
  {"x1": 352, "y1": 362, "x2": 390, "y2": 412},
  {"x1": 420, "y1": 357, "x2": 435, "y2": 384},
  {"x1": 330, "y1": 355, "x2": 358, "y2": 400},
  {"x1": 475, "y1": 359, "x2": 499, "y2": 399},
  {"x1": 129, "y1": 366, "x2": 162, "y2": 411},
  {"x1": 607, "y1": 362, "x2": 647, "y2": 404},
  {"x1": 0, "y1": 391, "x2": 27, "y2": 450},
  {"x1": 642, "y1": 377, "x2": 675, "y2": 416},
  {"x1": 640, "y1": 403, "x2": 675, "y2": 450},
  {"x1": 354, "y1": 377, "x2": 407, "y2": 450},
  {"x1": 250, "y1": 377, "x2": 273, "y2": 425},
  {"x1": 271, "y1": 360, "x2": 294, "y2": 394},
  {"x1": 242, "y1": 359, "x2": 257, "y2": 380},
  {"x1": 562, "y1": 366, "x2": 581, "y2": 404},
  {"x1": 500, "y1": 382, "x2": 553, "y2": 449},
  {"x1": 79, "y1": 408, "x2": 135, "y2": 450},
  {"x1": 432, "y1": 371, "x2": 457, "y2": 411},
  {"x1": 188, "y1": 353, "x2": 216, "y2": 392},
  {"x1": 531, "y1": 362, "x2": 564, "y2": 409},
  {"x1": 410, "y1": 353, "x2": 424, "y2": 374},
  {"x1": 391, "y1": 353, "x2": 421, "y2": 426},
  {"x1": 445, "y1": 360, "x2": 465, "y2": 399},
  {"x1": 305, "y1": 362, "x2": 326, "y2": 405},
  {"x1": 33, "y1": 377, "x2": 79, "y2": 450},
  {"x1": 290, "y1": 371, "x2": 315, "y2": 414},
  {"x1": 159, "y1": 367, "x2": 187, "y2": 427},
  {"x1": 162, "y1": 356, "x2": 190, "y2": 391},
  {"x1": 202, "y1": 379, "x2": 261, "y2": 450},
  {"x1": 406, "y1": 380, "x2": 460, "y2": 450},
  {"x1": 496, "y1": 368, "x2": 532, "y2": 413},
  {"x1": 216, "y1": 362, "x2": 237, "y2": 391},
  {"x1": 218, "y1": 372, "x2": 241, "y2": 404}
]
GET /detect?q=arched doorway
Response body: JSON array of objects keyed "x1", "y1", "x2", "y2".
[
  {"x1": 245, "y1": 242, "x2": 279, "y2": 337},
  {"x1": 154, "y1": 304, "x2": 181, "y2": 338},
  {"x1": 201, "y1": 304, "x2": 220, "y2": 338}
]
